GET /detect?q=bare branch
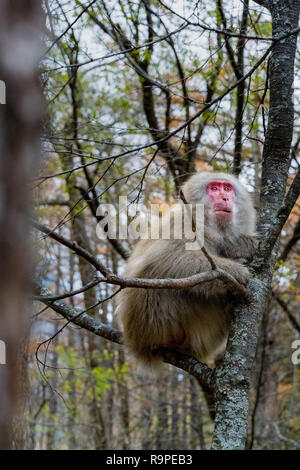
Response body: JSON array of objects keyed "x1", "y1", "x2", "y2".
[
  {"x1": 254, "y1": 169, "x2": 300, "y2": 269},
  {"x1": 252, "y1": 0, "x2": 270, "y2": 10},
  {"x1": 33, "y1": 221, "x2": 248, "y2": 296},
  {"x1": 272, "y1": 291, "x2": 300, "y2": 334},
  {"x1": 33, "y1": 276, "x2": 102, "y2": 302},
  {"x1": 38, "y1": 26, "x2": 300, "y2": 187},
  {"x1": 279, "y1": 216, "x2": 300, "y2": 262},
  {"x1": 44, "y1": 0, "x2": 97, "y2": 55},
  {"x1": 35, "y1": 284, "x2": 215, "y2": 391}
]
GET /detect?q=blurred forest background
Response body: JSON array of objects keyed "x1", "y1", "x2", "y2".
[{"x1": 19, "y1": 0, "x2": 300, "y2": 449}]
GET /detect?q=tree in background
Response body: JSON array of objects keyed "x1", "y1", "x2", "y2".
[
  {"x1": 22, "y1": 0, "x2": 300, "y2": 450},
  {"x1": 0, "y1": 0, "x2": 44, "y2": 449}
]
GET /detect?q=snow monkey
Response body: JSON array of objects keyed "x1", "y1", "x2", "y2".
[{"x1": 117, "y1": 172, "x2": 257, "y2": 369}]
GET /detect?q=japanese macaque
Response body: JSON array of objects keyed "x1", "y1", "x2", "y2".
[{"x1": 117, "y1": 172, "x2": 256, "y2": 370}]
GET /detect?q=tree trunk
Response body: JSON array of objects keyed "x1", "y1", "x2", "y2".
[
  {"x1": 0, "y1": 0, "x2": 44, "y2": 449},
  {"x1": 212, "y1": 0, "x2": 300, "y2": 449},
  {"x1": 250, "y1": 307, "x2": 280, "y2": 449}
]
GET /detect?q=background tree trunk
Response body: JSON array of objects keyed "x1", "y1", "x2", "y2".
[{"x1": 0, "y1": 0, "x2": 44, "y2": 449}]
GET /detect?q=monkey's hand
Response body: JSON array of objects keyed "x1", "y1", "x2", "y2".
[
  {"x1": 215, "y1": 257, "x2": 250, "y2": 287},
  {"x1": 232, "y1": 264, "x2": 250, "y2": 286},
  {"x1": 235, "y1": 257, "x2": 249, "y2": 266},
  {"x1": 195, "y1": 254, "x2": 251, "y2": 297}
]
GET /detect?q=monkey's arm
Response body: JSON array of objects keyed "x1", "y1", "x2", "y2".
[
  {"x1": 123, "y1": 239, "x2": 250, "y2": 297},
  {"x1": 194, "y1": 252, "x2": 250, "y2": 296},
  {"x1": 136, "y1": 240, "x2": 250, "y2": 296}
]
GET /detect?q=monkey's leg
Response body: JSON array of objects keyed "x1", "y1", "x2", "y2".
[{"x1": 168, "y1": 324, "x2": 186, "y2": 348}]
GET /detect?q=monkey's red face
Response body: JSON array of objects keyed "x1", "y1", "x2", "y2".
[{"x1": 206, "y1": 181, "x2": 236, "y2": 220}]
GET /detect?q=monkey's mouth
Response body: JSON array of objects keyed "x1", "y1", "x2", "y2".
[{"x1": 215, "y1": 209, "x2": 231, "y2": 214}]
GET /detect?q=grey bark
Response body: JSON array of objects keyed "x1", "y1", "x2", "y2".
[{"x1": 212, "y1": 0, "x2": 300, "y2": 449}]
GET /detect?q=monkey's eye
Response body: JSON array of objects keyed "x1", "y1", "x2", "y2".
[
  {"x1": 210, "y1": 185, "x2": 218, "y2": 191},
  {"x1": 224, "y1": 186, "x2": 231, "y2": 191}
]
